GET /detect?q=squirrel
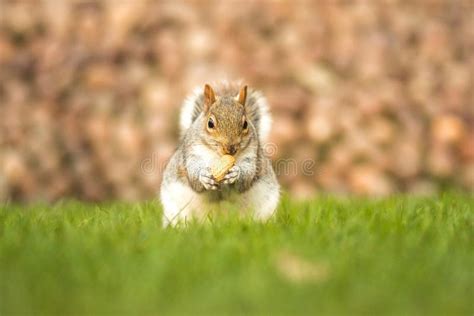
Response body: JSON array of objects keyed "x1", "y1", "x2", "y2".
[{"x1": 160, "y1": 81, "x2": 280, "y2": 226}]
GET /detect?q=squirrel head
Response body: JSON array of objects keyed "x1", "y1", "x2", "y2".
[{"x1": 202, "y1": 84, "x2": 251, "y2": 156}]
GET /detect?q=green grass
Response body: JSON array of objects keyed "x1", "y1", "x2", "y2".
[{"x1": 0, "y1": 193, "x2": 473, "y2": 315}]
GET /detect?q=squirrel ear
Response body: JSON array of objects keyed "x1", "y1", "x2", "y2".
[
  {"x1": 203, "y1": 84, "x2": 216, "y2": 112},
  {"x1": 237, "y1": 85, "x2": 247, "y2": 106}
]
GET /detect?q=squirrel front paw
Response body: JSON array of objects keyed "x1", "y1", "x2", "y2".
[
  {"x1": 199, "y1": 168, "x2": 218, "y2": 190},
  {"x1": 222, "y1": 165, "x2": 241, "y2": 184}
]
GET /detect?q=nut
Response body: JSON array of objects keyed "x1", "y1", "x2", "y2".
[{"x1": 212, "y1": 155, "x2": 235, "y2": 182}]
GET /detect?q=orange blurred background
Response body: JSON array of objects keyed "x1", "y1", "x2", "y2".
[{"x1": 0, "y1": 1, "x2": 473, "y2": 201}]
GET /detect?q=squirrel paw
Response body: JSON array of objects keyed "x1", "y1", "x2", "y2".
[
  {"x1": 199, "y1": 168, "x2": 218, "y2": 190},
  {"x1": 222, "y1": 166, "x2": 240, "y2": 185}
]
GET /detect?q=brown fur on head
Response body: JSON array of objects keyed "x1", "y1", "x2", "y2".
[{"x1": 202, "y1": 84, "x2": 251, "y2": 156}]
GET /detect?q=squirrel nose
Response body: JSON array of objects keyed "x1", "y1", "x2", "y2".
[{"x1": 225, "y1": 145, "x2": 238, "y2": 155}]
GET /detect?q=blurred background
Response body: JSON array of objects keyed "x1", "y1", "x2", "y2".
[{"x1": 0, "y1": 1, "x2": 472, "y2": 202}]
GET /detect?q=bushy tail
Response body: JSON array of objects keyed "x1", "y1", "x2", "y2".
[{"x1": 179, "y1": 82, "x2": 272, "y2": 143}]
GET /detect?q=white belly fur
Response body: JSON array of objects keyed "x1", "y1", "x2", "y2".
[{"x1": 160, "y1": 178, "x2": 279, "y2": 226}]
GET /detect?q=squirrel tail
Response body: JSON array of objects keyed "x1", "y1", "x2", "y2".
[{"x1": 179, "y1": 82, "x2": 272, "y2": 143}]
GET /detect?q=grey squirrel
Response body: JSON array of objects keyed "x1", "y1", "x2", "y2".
[{"x1": 160, "y1": 81, "x2": 280, "y2": 226}]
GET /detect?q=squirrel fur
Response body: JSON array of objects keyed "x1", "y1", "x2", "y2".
[{"x1": 160, "y1": 81, "x2": 280, "y2": 226}]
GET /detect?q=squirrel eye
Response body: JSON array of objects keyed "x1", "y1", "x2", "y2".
[
  {"x1": 208, "y1": 118, "x2": 215, "y2": 129},
  {"x1": 243, "y1": 120, "x2": 248, "y2": 130}
]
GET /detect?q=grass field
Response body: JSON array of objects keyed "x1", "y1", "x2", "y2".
[{"x1": 0, "y1": 193, "x2": 473, "y2": 315}]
